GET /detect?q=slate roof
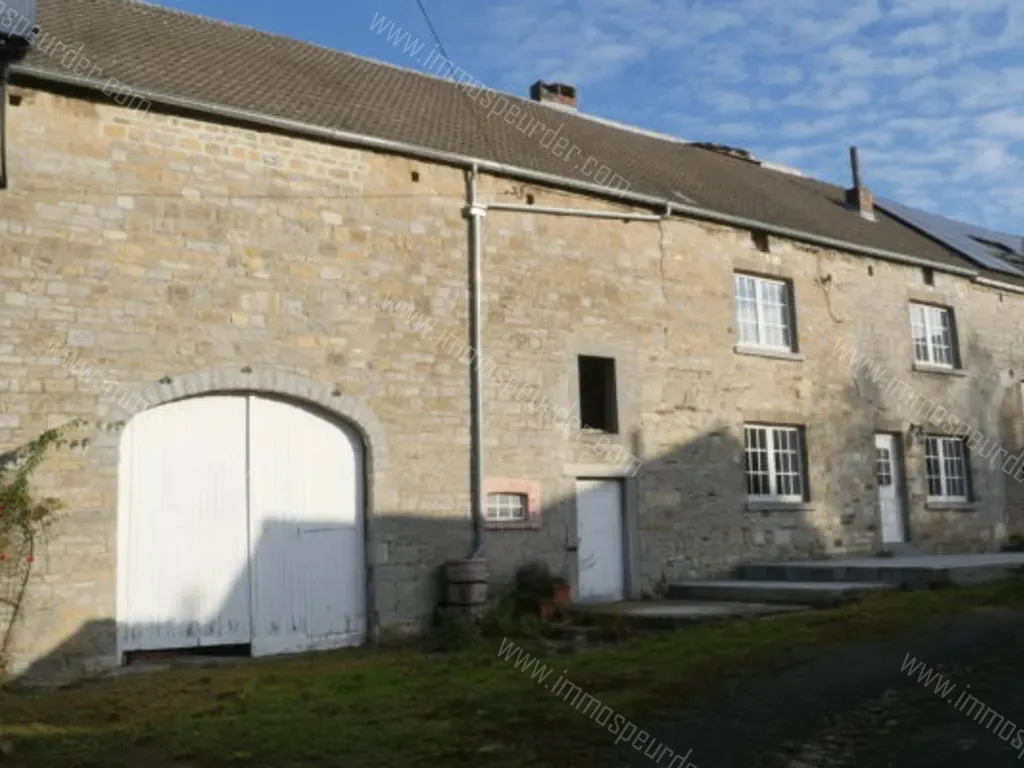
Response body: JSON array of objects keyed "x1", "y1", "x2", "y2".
[{"x1": 6, "y1": 0, "x2": 999, "y2": 277}]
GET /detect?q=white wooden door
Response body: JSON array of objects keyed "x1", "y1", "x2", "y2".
[
  {"x1": 875, "y1": 433, "x2": 907, "y2": 544},
  {"x1": 118, "y1": 393, "x2": 365, "y2": 659},
  {"x1": 117, "y1": 396, "x2": 251, "y2": 653},
  {"x1": 248, "y1": 396, "x2": 366, "y2": 656},
  {"x1": 575, "y1": 479, "x2": 625, "y2": 602}
]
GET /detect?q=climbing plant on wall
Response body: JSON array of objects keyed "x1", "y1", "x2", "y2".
[{"x1": 0, "y1": 419, "x2": 86, "y2": 670}]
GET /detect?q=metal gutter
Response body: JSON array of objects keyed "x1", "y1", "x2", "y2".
[
  {"x1": 10, "y1": 64, "x2": 981, "y2": 280},
  {"x1": 975, "y1": 276, "x2": 1024, "y2": 295},
  {"x1": 485, "y1": 202, "x2": 663, "y2": 221}
]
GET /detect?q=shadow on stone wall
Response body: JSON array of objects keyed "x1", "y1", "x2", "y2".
[
  {"x1": 12, "y1": 417, "x2": 874, "y2": 685},
  {"x1": 9, "y1": 341, "x2": 1022, "y2": 685}
]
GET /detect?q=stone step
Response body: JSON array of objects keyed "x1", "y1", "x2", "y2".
[
  {"x1": 733, "y1": 553, "x2": 1024, "y2": 587},
  {"x1": 666, "y1": 580, "x2": 893, "y2": 606}
]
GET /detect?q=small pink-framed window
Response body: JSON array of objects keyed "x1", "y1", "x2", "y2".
[{"x1": 484, "y1": 478, "x2": 541, "y2": 530}]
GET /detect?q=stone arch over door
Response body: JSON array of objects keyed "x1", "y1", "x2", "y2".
[
  {"x1": 95, "y1": 367, "x2": 389, "y2": 476},
  {"x1": 102, "y1": 367, "x2": 392, "y2": 656}
]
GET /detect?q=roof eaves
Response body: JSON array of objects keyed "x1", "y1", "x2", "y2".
[{"x1": 9, "y1": 62, "x2": 980, "y2": 281}]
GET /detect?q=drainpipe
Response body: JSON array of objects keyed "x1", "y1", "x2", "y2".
[{"x1": 467, "y1": 164, "x2": 486, "y2": 558}]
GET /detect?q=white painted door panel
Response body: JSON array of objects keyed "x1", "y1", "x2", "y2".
[
  {"x1": 248, "y1": 396, "x2": 365, "y2": 656},
  {"x1": 575, "y1": 479, "x2": 625, "y2": 603},
  {"x1": 117, "y1": 396, "x2": 250, "y2": 653},
  {"x1": 875, "y1": 433, "x2": 907, "y2": 545}
]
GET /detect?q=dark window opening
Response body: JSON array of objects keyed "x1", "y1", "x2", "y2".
[
  {"x1": 922, "y1": 267, "x2": 934, "y2": 286},
  {"x1": 751, "y1": 230, "x2": 770, "y2": 253},
  {"x1": 578, "y1": 355, "x2": 618, "y2": 433}
]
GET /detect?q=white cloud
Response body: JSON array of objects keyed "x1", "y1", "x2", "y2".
[
  {"x1": 977, "y1": 110, "x2": 1024, "y2": 139},
  {"x1": 455, "y1": 0, "x2": 1024, "y2": 231},
  {"x1": 957, "y1": 139, "x2": 1018, "y2": 176},
  {"x1": 759, "y1": 64, "x2": 803, "y2": 86},
  {"x1": 701, "y1": 90, "x2": 753, "y2": 113},
  {"x1": 893, "y1": 23, "x2": 948, "y2": 46},
  {"x1": 715, "y1": 122, "x2": 759, "y2": 138},
  {"x1": 778, "y1": 116, "x2": 847, "y2": 139}
]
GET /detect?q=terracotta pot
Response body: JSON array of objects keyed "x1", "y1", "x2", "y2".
[
  {"x1": 539, "y1": 599, "x2": 556, "y2": 620},
  {"x1": 552, "y1": 581, "x2": 572, "y2": 607}
]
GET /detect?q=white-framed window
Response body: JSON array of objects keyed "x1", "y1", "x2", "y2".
[
  {"x1": 910, "y1": 303, "x2": 956, "y2": 367},
  {"x1": 744, "y1": 424, "x2": 806, "y2": 501},
  {"x1": 734, "y1": 273, "x2": 795, "y2": 351},
  {"x1": 875, "y1": 445, "x2": 893, "y2": 488},
  {"x1": 924, "y1": 435, "x2": 969, "y2": 502},
  {"x1": 486, "y1": 492, "x2": 528, "y2": 522}
]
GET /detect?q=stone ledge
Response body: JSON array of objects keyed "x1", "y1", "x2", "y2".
[
  {"x1": 484, "y1": 519, "x2": 542, "y2": 532},
  {"x1": 733, "y1": 344, "x2": 805, "y2": 362},
  {"x1": 925, "y1": 501, "x2": 980, "y2": 512},
  {"x1": 912, "y1": 362, "x2": 967, "y2": 377},
  {"x1": 745, "y1": 500, "x2": 817, "y2": 513}
]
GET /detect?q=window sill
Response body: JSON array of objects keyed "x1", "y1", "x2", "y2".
[
  {"x1": 734, "y1": 344, "x2": 804, "y2": 362},
  {"x1": 925, "y1": 501, "x2": 978, "y2": 512},
  {"x1": 912, "y1": 362, "x2": 966, "y2": 377},
  {"x1": 484, "y1": 519, "x2": 542, "y2": 531},
  {"x1": 745, "y1": 500, "x2": 816, "y2": 513},
  {"x1": 578, "y1": 427, "x2": 622, "y2": 440}
]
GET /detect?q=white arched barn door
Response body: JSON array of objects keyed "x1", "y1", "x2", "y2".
[
  {"x1": 117, "y1": 394, "x2": 366, "y2": 659},
  {"x1": 247, "y1": 396, "x2": 365, "y2": 655}
]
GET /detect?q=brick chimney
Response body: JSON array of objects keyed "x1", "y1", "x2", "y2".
[
  {"x1": 530, "y1": 80, "x2": 578, "y2": 110},
  {"x1": 845, "y1": 146, "x2": 875, "y2": 221}
]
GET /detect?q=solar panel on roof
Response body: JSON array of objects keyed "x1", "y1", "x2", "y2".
[{"x1": 875, "y1": 198, "x2": 1024, "y2": 278}]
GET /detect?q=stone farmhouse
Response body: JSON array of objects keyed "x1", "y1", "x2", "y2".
[{"x1": 2, "y1": 0, "x2": 1024, "y2": 679}]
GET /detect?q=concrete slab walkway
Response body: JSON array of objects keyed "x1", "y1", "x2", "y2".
[{"x1": 667, "y1": 579, "x2": 892, "y2": 606}]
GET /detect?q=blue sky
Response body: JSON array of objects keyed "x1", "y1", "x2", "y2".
[{"x1": 155, "y1": 0, "x2": 1023, "y2": 234}]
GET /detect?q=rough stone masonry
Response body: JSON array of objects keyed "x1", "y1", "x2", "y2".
[{"x1": 0, "y1": 86, "x2": 1020, "y2": 679}]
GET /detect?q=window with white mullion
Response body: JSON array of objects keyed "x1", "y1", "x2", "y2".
[
  {"x1": 758, "y1": 279, "x2": 791, "y2": 349},
  {"x1": 486, "y1": 492, "x2": 528, "y2": 521},
  {"x1": 734, "y1": 274, "x2": 793, "y2": 351},
  {"x1": 910, "y1": 303, "x2": 955, "y2": 367},
  {"x1": 744, "y1": 424, "x2": 805, "y2": 502},
  {"x1": 925, "y1": 436, "x2": 968, "y2": 502}
]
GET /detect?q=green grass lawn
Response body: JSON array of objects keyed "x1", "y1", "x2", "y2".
[{"x1": 5, "y1": 578, "x2": 1024, "y2": 768}]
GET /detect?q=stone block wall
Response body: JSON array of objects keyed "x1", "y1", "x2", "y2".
[{"x1": 0, "y1": 86, "x2": 1018, "y2": 677}]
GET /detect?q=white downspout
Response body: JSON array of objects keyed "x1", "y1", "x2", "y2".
[{"x1": 467, "y1": 165, "x2": 487, "y2": 558}]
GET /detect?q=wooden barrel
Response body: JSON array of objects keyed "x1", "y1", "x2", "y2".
[{"x1": 445, "y1": 557, "x2": 488, "y2": 615}]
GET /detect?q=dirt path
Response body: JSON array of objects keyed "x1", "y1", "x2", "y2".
[{"x1": 620, "y1": 606, "x2": 1024, "y2": 767}]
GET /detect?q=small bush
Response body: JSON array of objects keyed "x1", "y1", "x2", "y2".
[
  {"x1": 480, "y1": 589, "x2": 544, "y2": 639},
  {"x1": 513, "y1": 560, "x2": 554, "y2": 614},
  {"x1": 430, "y1": 607, "x2": 481, "y2": 651}
]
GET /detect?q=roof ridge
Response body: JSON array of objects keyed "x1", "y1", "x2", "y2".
[
  {"x1": 125, "y1": 0, "x2": 290, "y2": 40},
  {"x1": 125, "y1": 0, "x2": 691, "y2": 150},
  {"x1": 12, "y1": 0, "x2": 999, "y2": 277}
]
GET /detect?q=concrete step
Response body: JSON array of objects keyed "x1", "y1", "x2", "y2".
[
  {"x1": 666, "y1": 580, "x2": 893, "y2": 606},
  {"x1": 733, "y1": 553, "x2": 1024, "y2": 588}
]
